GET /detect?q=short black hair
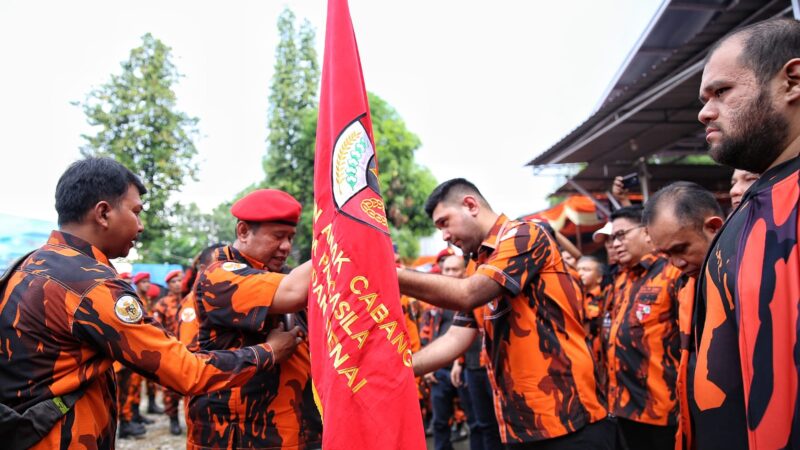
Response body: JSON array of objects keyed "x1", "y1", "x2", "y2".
[
  {"x1": 55, "y1": 157, "x2": 146, "y2": 226},
  {"x1": 643, "y1": 181, "x2": 723, "y2": 230},
  {"x1": 610, "y1": 205, "x2": 643, "y2": 224},
  {"x1": 710, "y1": 18, "x2": 800, "y2": 85},
  {"x1": 198, "y1": 243, "x2": 225, "y2": 266},
  {"x1": 424, "y1": 178, "x2": 490, "y2": 218}
]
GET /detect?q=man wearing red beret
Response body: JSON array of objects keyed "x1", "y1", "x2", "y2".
[
  {"x1": 153, "y1": 269, "x2": 186, "y2": 435},
  {"x1": 186, "y1": 189, "x2": 321, "y2": 450}
]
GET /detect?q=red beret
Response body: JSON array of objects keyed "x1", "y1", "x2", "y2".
[
  {"x1": 119, "y1": 272, "x2": 131, "y2": 280},
  {"x1": 165, "y1": 270, "x2": 183, "y2": 283},
  {"x1": 230, "y1": 189, "x2": 302, "y2": 225},
  {"x1": 146, "y1": 284, "x2": 161, "y2": 300},
  {"x1": 132, "y1": 272, "x2": 150, "y2": 285},
  {"x1": 436, "y1": 247, "x2": 455, "y2": 262}
]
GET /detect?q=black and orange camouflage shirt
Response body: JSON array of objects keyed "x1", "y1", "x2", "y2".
[
  {"x1": 606, "y1": 253, "x2": 681, "y2": 426},
  {"x1": 452, "y1": 215, "x2": 607, "y2": 444},
  {"x1": 153, "y1": 293, "x2": 181, "y2": 336},
  {"x1": 0, "y1": 231, "x2": 275, "y2": 450},
  {"x1": 177, "y1": 290, "x2": 201, "y2": 352},
  {"x1": 188, "y1": 245, "x2": 322, "y2": 450},
  {"x1": 691, "y1": 156, "x2": 800, "y2": 449}
]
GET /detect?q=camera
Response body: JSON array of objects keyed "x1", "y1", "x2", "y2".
[{"x1": 621, "y1": 172, "x2": 640, "y2": 190}]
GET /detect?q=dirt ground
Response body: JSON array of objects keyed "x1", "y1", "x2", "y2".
[{"x1": 115, "y1": 395, "x2": 468, "y2": 450}]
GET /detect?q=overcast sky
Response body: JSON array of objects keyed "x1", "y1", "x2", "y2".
[{"x1": 0, "y1": 0, "x2": 663, "y2": 224}]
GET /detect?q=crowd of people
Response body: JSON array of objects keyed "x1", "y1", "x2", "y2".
[{"x1": 0, "y1": 16, "x2": 799, "y2": 450}]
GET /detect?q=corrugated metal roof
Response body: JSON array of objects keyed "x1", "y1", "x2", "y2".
[{"x1": 529, "y1": 0, "x2": 791, "y2": 168}]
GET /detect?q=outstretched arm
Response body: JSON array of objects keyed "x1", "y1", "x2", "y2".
[
  {"x1": 413, "y1": 325, "x2": 479, "y2": 377},
  {"x1": 397, "y1": 269, "x2": 502, "y2": 312}
]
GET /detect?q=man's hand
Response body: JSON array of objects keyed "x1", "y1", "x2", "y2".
[
  {"x1": 450, "y1": 360, "x2": 464, "y2": 388},
  {"x1": 611, "y1": 176, "x2": 633, "y2": 207},
  {"x1": 266, "y1": 323, "x2": 302, "y2": 364},
  {"x1": 424, "y1": 372, "x2": 438, "y2": 385}
]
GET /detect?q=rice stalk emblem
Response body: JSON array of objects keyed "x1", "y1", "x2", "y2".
[{"x1": 335, "y1": 130, "x2": 366, "y2": 195}]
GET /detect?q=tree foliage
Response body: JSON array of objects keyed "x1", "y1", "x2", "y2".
[
  {"x1": 143, "y1": 202, "x2": 232, "y2": 265},
  {"x1": 262, "y1": 9, "x2": 320, "y2": 262},
  {"x1": 78, "y1": 33, "x2": 199, "y2": 262},
  {"x1": 261, "y1": 9, "x2": 436, "y2": 262}
]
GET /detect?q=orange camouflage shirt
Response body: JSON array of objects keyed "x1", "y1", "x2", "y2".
[
  {"x1": 675, "y1": 276, "x2": 694, "y2": 450},
  {"x1": 606, "y1": 253, "x2": 681, "y2": 426},
  {"x1": 0, "y1": 232, "x2": 275, "y2": 450},
  {"x1": 452, "y1": 215, "x2": 607, "y2": 443},
  {"x1": 187, "y1": 246, "x2": 322, "y2": 450},
  {"x1": 177, "y1": 290, "x2": 201, "y2": 352},
  {"x1": 153, "y1": 293, "x2": 181, "y2": 336}
]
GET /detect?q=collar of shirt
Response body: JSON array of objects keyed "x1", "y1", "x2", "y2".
[
  {"x1": 741, "y1": 155, "x2": 800, "y2": 206},
  {"x1": 224, "y1": 245, "x2": 267, "y2": 271},
  {"x1": 628, "y1": 252, "x2": 660, "y2": 276},
  {"x1": 474, "y1": 213, "x2": 510, "y2": 263},
  {"x1": 48, "y1": 230, "x2": 112, "y2": 267}
]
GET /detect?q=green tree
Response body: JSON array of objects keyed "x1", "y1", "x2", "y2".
[
  {"x1": 262, "y1": 10, "x2": 436, "y2": 262},
  {"x1": 263, "y1": 9, "x2": 320, "y2": 262},
  {"x1": 144, "y1": 202, "x2": 232, "y2": 266},
  {"x1": 78, "y1": 33, "x2": 199, "y2": 262}
]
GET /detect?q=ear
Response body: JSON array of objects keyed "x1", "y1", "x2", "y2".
[
  {"x1": 462, "y1": 195, "x2": 481, "y2": 216},
  {"x1": 782, "y1": 58, "x2": 800, "y2": 104},
  {"x1": 94, "y1": 201, "x2": 113, "y2": 229},
  {"x1": 703, "y1": 215, "x2": 725, "y2": 236},
  {"x1": 235, "y1": 221, "x2": 250, "y2": 241}
]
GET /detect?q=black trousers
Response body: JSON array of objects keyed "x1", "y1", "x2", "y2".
[
  {"x1": 504, "y1": 418, "x2": 617, "y2": 450},
  {"x1": 616, "y1": 417, "x2": 676, "y2": 450}
]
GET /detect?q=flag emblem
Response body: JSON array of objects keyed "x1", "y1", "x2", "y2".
[{"x1": 332, "y1": 119, "x2": 389, "y2": 233}]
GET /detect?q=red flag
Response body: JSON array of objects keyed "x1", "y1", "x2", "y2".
[{"x1": 309, "y1": 1, "x2": 426, "y2": 449}]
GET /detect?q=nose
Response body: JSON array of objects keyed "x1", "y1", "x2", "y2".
[
  {"x1": 280, "y1": 238, "x2": 292, "y2": 251},
  {"x1": 441, "y1": 230, "x2": 451, "y2": 242},
  {"x1": 136, "y1": 217, "x2": 144, "y2": 233},
  {"x1": 698, "y1": 102, "x2": 717, "y2": 125}
]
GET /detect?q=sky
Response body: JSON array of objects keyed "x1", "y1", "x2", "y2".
[{"x1": 0, "y1": 0, "x2": 663, "y2": 225}]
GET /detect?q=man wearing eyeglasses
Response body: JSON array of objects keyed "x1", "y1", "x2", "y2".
[{"x1": 606, "y1": 205, "x2": 682, "y2": 450}]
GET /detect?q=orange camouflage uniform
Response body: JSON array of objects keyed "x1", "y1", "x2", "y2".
[
  {"x1": 0, "y1": 231, "x2": 276, "y2": 449},
  {"x1": 452, "y1": 215, "x2": 607, "y2": 444},
  {"x1": 606, "y1": 253, "x2": 682, "y2": 426},
  {"x1": 187, "y1": 246, "x2": 322, "y2": 450},
  {"x1": 153, "y1": 293, "x2": 183, "y2": 417},
  {"x1": 675, "y1": 276, "x2": 694, "y2": 450}
]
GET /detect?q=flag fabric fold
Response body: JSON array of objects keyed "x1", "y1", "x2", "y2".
[{"x1": 308, "y1": 0, "x2": 426, "y2": 448}]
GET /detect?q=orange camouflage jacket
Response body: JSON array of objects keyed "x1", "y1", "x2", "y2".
[
  {"x1": 606, "y1": 253, "x2": 682, "y2": 426},
  {"x1": 453, "y1": 215, "x2": 607, "y2": 444},
  {"x1": 0, "y1": 231, "x2": 275, "y2": 450},
  {"x1": 187, "y1": 245, "x2": 322, "y2": 450}
]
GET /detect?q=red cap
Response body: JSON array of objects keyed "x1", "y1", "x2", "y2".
[
  {"x1": 436, "y1": 247, "x2": 455, "y2": 262},
  {"x1": 146, "y1": 284, "x2": 160, "y2": 300},
  {"x1": 230, "y1": 189, "x2": 301, "y2": 225},
  {"x1": 165, "y1": 270, "x2": 183, "y2": 283},
  {"x1": 119, "y1": 272, "x2": 131, "y2": 280},
  {"x1": 132, "y1": 272, "x2": 150, "y2": 285}
]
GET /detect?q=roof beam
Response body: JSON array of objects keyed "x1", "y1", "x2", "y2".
[{"x1": 668, "y1": 1, "x2": 729, "y2": 12}]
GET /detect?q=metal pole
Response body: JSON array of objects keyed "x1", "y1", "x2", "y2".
[{"x1": 637, "y1": 157, "x2": 651, "y2": 203}]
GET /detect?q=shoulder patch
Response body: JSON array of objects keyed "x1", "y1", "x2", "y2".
[
  {"x1": 114, "y1": 295, "x2": 144, "y2": 324},
  {"x1": 222, "y1": 262, "x2": 247, "y2": 272},
  {"x1": 180, "y1": 307, "x2": 196, "y2": 323}
]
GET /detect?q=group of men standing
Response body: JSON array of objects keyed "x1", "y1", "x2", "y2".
[
  {"x1": 399, "y1": 17, "x2": 800, "y2": 450},
  {"x1": 0, "y1": 16, "x2": 799, "y2": 450}
]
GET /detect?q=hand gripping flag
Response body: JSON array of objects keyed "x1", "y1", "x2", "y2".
[{"x1": 309, "y1": 1, "x2": 426, "y2": 449}]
